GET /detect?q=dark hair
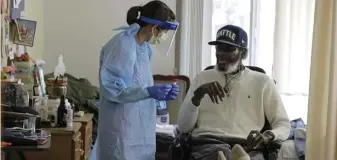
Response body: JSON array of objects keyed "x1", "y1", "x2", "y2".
[
  {"x1": 240, "y1": 48, "x2": 248, "y2": 59},
  {"x1": 126, "y1": 0, "x2": 176, "y2": 28}
]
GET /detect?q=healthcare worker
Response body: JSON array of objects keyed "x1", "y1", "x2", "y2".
[{"x1": 96, "y1": 1, "x2": 179, "y2": 160}]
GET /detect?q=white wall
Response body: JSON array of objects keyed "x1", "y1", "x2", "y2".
[
  {"x1": 24, "y1": 0, "x2": 44, "y2": 59},
  {"x1": 42, "y1": 0, "x2": 176, "y2": 86}
]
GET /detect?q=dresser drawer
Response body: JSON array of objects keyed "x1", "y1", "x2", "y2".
[
  {"x1": 73, "y1": 132, "x2": 84, "y2": 160},
  {"x1": 75, "y1": 148, "x2": 84, "y2": 160},
  {"x1": 85, "y1": 120, "x2": 93, "y2": 135},
  {"x1": 84, "y1": 121, "x2": 93, "y2": 157},
  {"x1": 74, "y1": 113, "x2": 94, "y2": 160},
  {"x1": 84, "y1": 135, "x2": 92, "y2": 156}
]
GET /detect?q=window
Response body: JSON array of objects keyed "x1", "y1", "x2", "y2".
[
  {"x1": 211, "y1": 0, "x2": 275, "y2": 74},
  {"x1": 211, "y1": 0, "x2": 313, "y2": 123},
  {"x1": 211, "y1": 0, "x2": 252, "y2": 66}
]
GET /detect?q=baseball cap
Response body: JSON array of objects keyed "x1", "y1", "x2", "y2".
[{"x1": 208, "y1": 25, "x2": 248, "y2": 48}]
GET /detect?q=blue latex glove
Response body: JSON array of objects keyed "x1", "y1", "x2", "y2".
[
  {"x1": 166, "y1": 84, "x2": 179, "y2": 100},
  {"x1": 147, "y1": 84, "x2": 172, "y2": 101}
]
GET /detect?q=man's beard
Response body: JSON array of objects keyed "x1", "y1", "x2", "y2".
[{"x1": 216, "y1": 60, "x2": 241, "y2": 74}]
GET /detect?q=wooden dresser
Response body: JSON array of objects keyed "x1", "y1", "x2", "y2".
[
  {"x1": 24, "y1": 122, "x2": 83, "y2": 160},
  {"x1": 73, "y1": 113, "x2": 94, "y2": 160},
  {"x1": 23, "y1": 113, "x2": 94, "y2": 160}
]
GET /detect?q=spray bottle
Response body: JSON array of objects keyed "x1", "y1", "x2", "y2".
[{"x1": 156, "y1": 79, "x2": 178, "y2": 125}]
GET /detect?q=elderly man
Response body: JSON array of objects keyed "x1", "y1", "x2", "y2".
[{"x1": 177, "y1": 25, "x2": 290, "y2": 160}]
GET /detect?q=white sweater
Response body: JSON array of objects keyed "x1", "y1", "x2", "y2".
[{"x1": 177, "y1": 68, "x2": 290, "y2": 141}]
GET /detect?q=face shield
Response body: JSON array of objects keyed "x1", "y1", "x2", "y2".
[{"x1": 139, "y1": 16, "x2": 179, "y2": 56}]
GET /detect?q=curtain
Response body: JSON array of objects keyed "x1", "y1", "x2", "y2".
[
  {"x1": 178, "y1": 0, "x2": 212, "y2": 79},
  {"x1": 271, "y1": 0, "x2": 315, "y2": 122},
  {"x1": 306, "y1": 0, "x2": 337, "y2": 159}
]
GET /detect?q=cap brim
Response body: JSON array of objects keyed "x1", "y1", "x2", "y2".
[{"x1": 208, "y1": 40, "x2": 240, "y2": 47}]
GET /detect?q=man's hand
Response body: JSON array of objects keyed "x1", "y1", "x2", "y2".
[
  {"x1": 192, "y1": 81, "x2": 225, "y2": 106},
  {"x1": 247, "y1": 130, "x2": 275, "y2": 149}
]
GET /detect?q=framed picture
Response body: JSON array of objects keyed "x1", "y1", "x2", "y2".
[{"x1": 13, "y1": 19, "x2": 36, "y2": 47}]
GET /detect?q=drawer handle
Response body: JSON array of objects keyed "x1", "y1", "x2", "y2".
[
  {"x1": 74, "y1": 139, "x2": 83, "y2": 144},
  {"x1": 74, "y1": 139, "x2": 84, "y2": 149},
  {"x1": 75, "y1": 148, "x2": 84, "y2": 155},
  {"x1": 79, "y1": 140, "x2": 84, "y2": 149}
]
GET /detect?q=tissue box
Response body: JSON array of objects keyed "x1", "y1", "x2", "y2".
[
  {"x1": 14, "y1": 61, "x2": 33, "y2": 73},
  {"x1": 46, "y1": 77, "x2": 67, "y2": 98}
]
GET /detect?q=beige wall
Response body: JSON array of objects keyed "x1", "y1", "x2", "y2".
[
  {"x1": 24, "y1": 0, "x2": 44, "y2": 59},
  {"x1": 41, "y1": 0, "x2": 176, "y2": 86},
  {"x1": 23, "y1": 0, "x2": 177, "y2": 86}
]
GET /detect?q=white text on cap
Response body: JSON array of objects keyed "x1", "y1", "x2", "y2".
[{"x1": 217, "y1": 30, "x2": 236, "y2": 41}]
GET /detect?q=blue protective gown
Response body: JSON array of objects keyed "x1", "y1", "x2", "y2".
[{"x1": 96, "y1": 24, "x2": 156, "y2": 160}]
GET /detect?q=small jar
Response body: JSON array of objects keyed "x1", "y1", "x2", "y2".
[{"x1": 7, "y1": 72, "x2": 15, "y2": 81}]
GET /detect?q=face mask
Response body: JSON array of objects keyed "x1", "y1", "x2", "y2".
[
  {"x1": 159, "y1": 32, "x2": 168, "y2": 41},
  {"x1": 149, "y1": 32, "x2": 167, "y2": 44},
  {"x1": 149, "y1": 35, "x2": 159, "y2": 44},
  {"x1": 149, "y1": 27, "x2": 167, "y2": 44}
]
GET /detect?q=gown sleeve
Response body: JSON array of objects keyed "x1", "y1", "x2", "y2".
[{"x1": 99, "y1": 35, "x2": 150, "y2": 104}]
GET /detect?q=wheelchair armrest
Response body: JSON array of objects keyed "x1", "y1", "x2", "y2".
[
  {"x1": 267, "y1": 140, "x2": 282, "y2": 150},
  {"x1": 264, "y1": 140, "x2": 282, "y2": 160}
]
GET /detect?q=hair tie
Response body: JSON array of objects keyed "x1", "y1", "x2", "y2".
[
  {"x1": 137, "y1": 6, "x2": 142, "y2": 19},
  {"x1": 137, "y1": 11, "x2": 141, "y2": 19}
]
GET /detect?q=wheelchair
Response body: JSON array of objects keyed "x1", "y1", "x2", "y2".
[
  {"x1": 167, "y1": 117, "x2": 282, "y2": 160},
  {"x1": 166, "y1": 65, "x2": 283, "y2": 160}
]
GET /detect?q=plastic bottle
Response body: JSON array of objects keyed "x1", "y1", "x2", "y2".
[
  {"x1": 156, "y1": 79, "x2": 178, "y2": 125},
  {"x1": 156, "y1": 101, "x2": 169, "y2": 125},
  {"x1": 68, "y1": 99, "x2": 75, "y2": 117},
  {"x1": 65, "y1": 99, "x2": 73, "y2": 127},
  {"x1": 33, "y1": 73, "x2": 42, "y2": 96}
]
